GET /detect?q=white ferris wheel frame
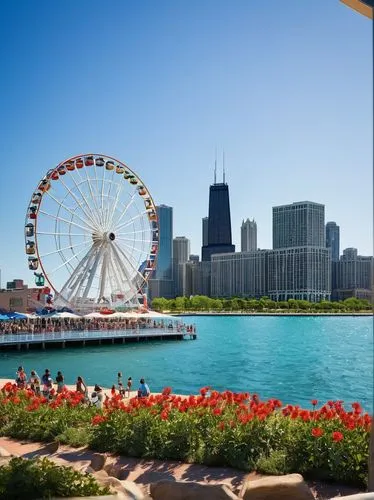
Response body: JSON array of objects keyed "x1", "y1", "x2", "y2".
[{"x1": 24, "y1": 153, "x2": 159, "y2": 311}]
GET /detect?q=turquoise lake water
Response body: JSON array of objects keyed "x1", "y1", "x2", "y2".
[{"x1": 0, "y1": 316, "x2": 372, "y2": 411}]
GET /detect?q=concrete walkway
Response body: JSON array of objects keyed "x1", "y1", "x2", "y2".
[{"x1": 0, "y1": 437, "x2": 363, "y2": 499}]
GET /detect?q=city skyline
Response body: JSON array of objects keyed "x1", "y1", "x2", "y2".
[{"x1": 0, "y1": 1, "x2": 372, "y2": 286}]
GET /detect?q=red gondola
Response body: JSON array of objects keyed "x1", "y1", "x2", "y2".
[
  {"x1": 85, "y1": 156, "x2": 94, "y2": 166},
  {"x1": 76, "y1": 158, "x2": 84, "y2": 168}
]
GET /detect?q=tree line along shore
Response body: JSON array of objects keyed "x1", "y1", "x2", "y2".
[{"x1": 152, "y1": 296, "x2": 373, "y2": 314}]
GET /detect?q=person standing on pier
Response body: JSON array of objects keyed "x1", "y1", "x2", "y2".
[
  {"x1": 126, "y1": 377, "x2": 132, "y2": 397},
  {"x1": 117, "y1": 372, "x2": 124, "y2": 396}
]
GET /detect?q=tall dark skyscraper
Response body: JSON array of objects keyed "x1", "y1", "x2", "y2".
[
  {"x1": 202, "y1": 176, "x2": 235, "y2": 261},
  {"x1": 326, "y1": 221, "x2": 340, "y2": 261}
]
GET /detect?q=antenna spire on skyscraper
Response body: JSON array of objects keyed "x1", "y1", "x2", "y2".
[
  {"x1": 223, "y1": 150, "x2": 226, "y2": 184},
  {"x1": 214, "y1": 147, "x2": 217, "y2": 184}
]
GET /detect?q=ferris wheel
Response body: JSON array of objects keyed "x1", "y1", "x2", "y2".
[{"x1": 24, "y1": 154, "x2": 159, "y2": 311}]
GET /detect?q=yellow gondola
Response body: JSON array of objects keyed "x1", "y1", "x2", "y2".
[
  {"x1": 116, "y1": 166, "x2": 125, "y2": 174},
  {"x1": 105, "y1": 161, "x2": 115, "y2": 170}
]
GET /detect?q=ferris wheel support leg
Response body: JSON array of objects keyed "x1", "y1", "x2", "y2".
[
  {"x1": 111, "y1": 243, "x2": 141, "y2": 301},
  {"x1": 81, "y1": 243, "x2": 105, "y2": 300}
]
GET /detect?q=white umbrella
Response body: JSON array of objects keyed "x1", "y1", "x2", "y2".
[
  {"x1": 136, "y1": 311, "x2": 177, "y2": 320},
  {"x1": 53, "y1": 312, "x2": 82, "y2": 319},
  {"x1": 84, "y1": 312, "x2": 106, "y2": 318}
]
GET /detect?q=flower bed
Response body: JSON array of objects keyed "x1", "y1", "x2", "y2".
[{"x1": 0, "y1": 383, "x2": 371, "y2": 487}]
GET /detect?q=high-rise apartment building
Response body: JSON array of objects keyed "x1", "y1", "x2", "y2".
[
  {"x1": 267, "y1": 247, "x2": 330, "y2": 302},
  {"x1": 241, "y1": 219, "x2": 257, "y2": 252},
  {"x1": 326, "y1": 222, "x2": 340, "y2": 261},
  {"x1": 334, "y1": 248, "x2": 374, "y2": 301},
  {"x1": 269, "y1": 201, "x2": 330, "y2": 302},
  {"x1": 173, "y1": 236, "x2": 190, "y2": 297},
  {"x1": 202, "y1": 179, "x2": 235, "y2": 261},
  {"x1": 273, "y1": 201, "x2": 325, "y2": 249},
  {"x1": 211, "y1": 251, "x2": 267, "y2": 298}
]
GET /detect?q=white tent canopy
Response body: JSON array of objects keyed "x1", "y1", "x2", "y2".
[
  {"x1": 51, "y1": 312, "x2": 82, "y2": 319},
  {"x1": 83, "y1": 310, "x2": 178, "y2": 320}
]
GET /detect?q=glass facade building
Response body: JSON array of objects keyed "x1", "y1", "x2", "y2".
[
  {"x1": 326, "y1": 222, "x2": 340, "y2": 262},
  {"x1": 202, "y1": 182, "x2": 235, "y2": 261},
  {"x1": 154, "y1": 205, "x2": 173, "y2": 280}
]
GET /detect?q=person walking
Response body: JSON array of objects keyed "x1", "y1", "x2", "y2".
[
  {"x1": 55, "y1": 371, "x2": 65, "y2": 393},
  {"x1": 137, "y1": 378, "x2": 150, "y2": 398}
]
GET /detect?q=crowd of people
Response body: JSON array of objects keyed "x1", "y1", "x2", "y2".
[
  {"x1": 0, "y1": 318, "x2": 193, "y2": 335},
  {"x1": 13, "y1": 366, "x2": 151, "y2": 408}
]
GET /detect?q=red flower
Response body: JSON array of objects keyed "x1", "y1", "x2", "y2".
[
  {"x1": 311, "y1": 399, "x2": 318, "y2": 406},
  {"x1": 213, "y1": 407, "x2": 222, "y2": 416},
  {"x1": 160, "y1": 409, "x2": 169, "y2": 420},
  {"x1": 332, "y1": 431, "x2": 344, "y2": 442},
  {"x1": 218, "y1": 421, "x2": 225, "y2": 431},
  {"x1": 161, "y1": 387, "x2": 172, "y2": 396},
  {"x1": 91, "y1": 415, "x2": 106, "y2": 426},
  {"x1": 311, "y1": 427, "x2": 324, "y2": 438}
]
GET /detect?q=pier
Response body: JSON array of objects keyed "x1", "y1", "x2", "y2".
[{"x1": 0, "y1": 328, "x2": 197, "y2": 351}]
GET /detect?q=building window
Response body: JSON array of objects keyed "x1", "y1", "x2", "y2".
[{"x1": 9, "y1": 298, "x2": 23, "y2": 309}]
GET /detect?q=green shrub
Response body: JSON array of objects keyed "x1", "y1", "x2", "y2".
[{"x1": 0, "y1": 457, "x2": 110, "y2": 499}]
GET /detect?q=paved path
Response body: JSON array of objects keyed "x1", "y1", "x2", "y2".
[{"x1": 0, "y1": 437, "x2": 362, "y2": 499}]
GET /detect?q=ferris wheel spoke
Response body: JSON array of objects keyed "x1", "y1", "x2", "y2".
[
  {"x1": 114, "y1": 210, "x2": 148, "y2": 233},
  {"x1": 39, "y1": 210, "x2": 93, "y2": 233},
  {"x1": 81, "y1": 244, "x2": 105, "y2": 299},
  {"x1": 38, "y1": 239, "x2": 92, "y2": 259},
  {"x1": 68, "y1": 245, "x2": 101, "y2": 304},
  {"x1": 111, "y1": 243, "x2": 142, "y2": 297},
  {"x1": 115, "y1": 228, "x2": 152, "y2": 237},
  {"x1": 37, "y1": 231, "x2": 88, "y2": 237},
  {"x1": 98, "y1": 247, "x2": 110, "y2": 299},
  {"x1": 72, "y1": 167, "x2": 103, "y2": 228},
  {"x1": 48, "y1": 241, "x2": 94, "y2": 277},
  {"x1": 112, "y1": 241, "x2": 145, "y2": 285},
  {"x1": 115, "y1": 236, "x2": 148, "y2": 261},
  {"x1": 58, "y1": 245, "x2": 96, "y2": 301},
  {"x1": 58, "y1": 175, "x2": 101, "y2": 230},
  {"x1": 113, "y1": 239, "x2": 143, "y2": 271},
  {"x1": 105, "y1": 177, "x2": 128, "y2": 231},
  {"x1": 83, "y1": 162, "x2": 104, "y2": 228},
  {"x1": 44, "y1": 190, "x2": 97, "y2": 233},
  {"x1": 103, "y1": 168, "x2": 116, "y2": 229},
  {"x1": 116, "y1": 236, "x2": 153, "y2": 244},
  {"x1": 110, "y1": 188, "x2": 137, "y2": 231}
]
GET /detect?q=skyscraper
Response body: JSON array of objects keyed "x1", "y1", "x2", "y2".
[
  {"x1": 173, "y1": 237, "x2": 190, "y2": 296},
  {"x1": 241, "y1": 219, "x2": 257, "y2": 252},
  {"x1": 202, "y1": 178, "x2": 235, "y2": 261},
  {"x1": 148, "y1": 204, "x2": 174, "y2": 300},
  {"x1": 273, "y1": 201, "x2": 325, "y2": 249},
  {"x1": 326, "y1": 222, "x2": 340, "y2": 261},
  {"x1": 270, "y1": 201, "x2": 330, "y2": 302},
  {"x1": 154, "y1": 205, "x2": 173, "y2": 280},
  {"x1": 202, "y1": 217, "x2": 208, "y2": 247}
]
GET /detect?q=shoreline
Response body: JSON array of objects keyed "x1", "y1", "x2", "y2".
[{"x1": 172, "y1": 311, "x2": 373, "y2": 317}]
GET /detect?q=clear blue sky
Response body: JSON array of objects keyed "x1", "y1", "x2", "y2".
[{"x1": 0, "y1": 0, "x2": 372, "y2": 287}]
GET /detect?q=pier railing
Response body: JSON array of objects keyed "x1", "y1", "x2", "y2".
[{"x1": 0, "y1": 326, "x2": 189, "y2": 345}]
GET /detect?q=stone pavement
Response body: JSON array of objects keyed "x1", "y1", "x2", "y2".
[{"x1": 0, "y1": 437, "x2": 363, "y2": 499}]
